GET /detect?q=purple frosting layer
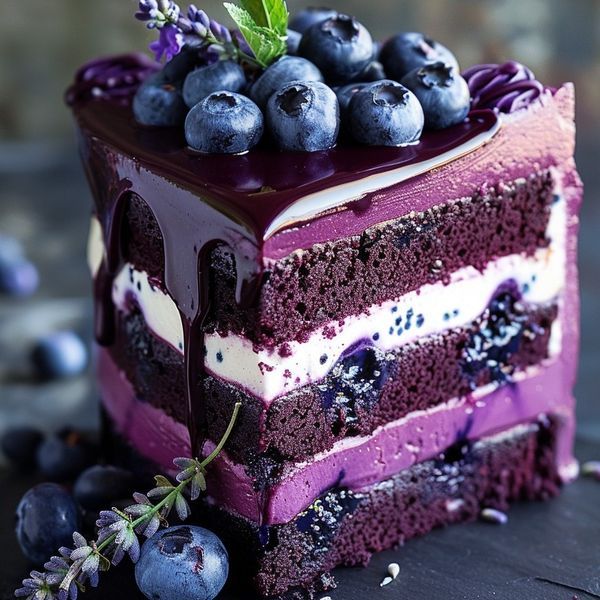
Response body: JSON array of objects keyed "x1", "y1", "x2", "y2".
[{"x1": 463, "y1": 61, "x2": 545, "y2": 113}]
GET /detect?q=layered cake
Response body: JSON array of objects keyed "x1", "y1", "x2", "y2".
[{"x1": 68, "y1": 5, "x2": 582, "y2": 598}]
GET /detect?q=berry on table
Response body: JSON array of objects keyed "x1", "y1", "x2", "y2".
[
  {"x1": 401, "y1": 62, "x2": 471, "y2": 129},
  {"x1": 31, "y1": 330, "x2": 88, "y2": 380},
  {"x1": 133, "y1": 73, "x2": 188, "y2": 126},
  {"x1": 0, "y1": 427, "x2": 43, "y2": 468},
  {"x1": 348, "y1": 79, "x2": 424, "y2": 146},
  {"x1": 380, "y1": 32, "x2": 459, "y2": 81},
  {"x1": 289, "y1": 7, "x2": 338, "y2": 34},
  {"x1": 267, "y1": 81, "x2": 340, "y2": 152},
  {"x1": 185, "y1": 91, "x2": 264, "y2": 154},
  {"x1": 183, "y1": 60, "x2": 246, "y2": 108},
  {"x1": 0, "y1": 235, "x2": 38, "y2": 297},
  {"x1": 135, "y1": 525, "x2": 229, "y2": 600},
  {"x1": 299, "y1": 14, "x2": 374, "y2": 85},
  {"x1": 36, "y1": 430, "x2": 91, "y2": 481},
  {"x1": 73, "y1": 465, "x2": 135, "y2": 510},
  {"x1": 250, "y1": 55, "x2": 323, "y2": 108},
  {"x1": 15, "y1": 483, "x2": 81, "y2": 564}
]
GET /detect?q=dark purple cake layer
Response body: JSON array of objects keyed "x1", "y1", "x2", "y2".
[
  {"x1": 117, "y1": 171, "x2": 555, "y2": 347},
  {"x1": 109, "y1": 287, "x2": 558, "y2": 466},
  {"x1": 189, "y1": 418, "x2": 561, "y2": 598}
]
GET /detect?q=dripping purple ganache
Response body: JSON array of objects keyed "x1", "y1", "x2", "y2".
[{"x1": 67, "y1": 53, "x2": 549, "y2": 457}]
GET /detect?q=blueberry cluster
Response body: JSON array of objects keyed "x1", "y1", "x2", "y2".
[{"x1": 133, "y1": 8, "x2": 471, "y2": 153}]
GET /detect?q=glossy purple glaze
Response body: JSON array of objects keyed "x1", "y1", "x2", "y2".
[{"x1": 463, "y1": 61, "x2": 545, "y2": 113}]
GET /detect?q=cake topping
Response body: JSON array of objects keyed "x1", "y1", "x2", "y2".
[
  {"x1": 185, "y1": 91, "x2": 264, "y2": 153},
  {"x1": 266, "y1": 81, "x2": 340, "y2": 151},
  {"x1": 401, "y1": 62, "x2": 471, "y2": 130},
  {"x1": 379, "y1": 32, "x2": 459, "y2": 82},
  {"x1": 348, "y1": 80, "x2": 424, "y2": 147},
  {"x1": 289, "y1": 7, "x2": 338, "y2": 34},
  {"x1": 463, "y1": 61, "x2": 545, "y2": 113},
  {"x1": 298, "y1": 14, "x2": 374, "y2": 84},
  {"x1": 182, "y1": 59, "x2": 246, "y2": 107}
]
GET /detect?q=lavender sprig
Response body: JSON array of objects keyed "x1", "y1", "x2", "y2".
[{"x1": 15, "y1": 402, "x2": 242, "y2": 600}]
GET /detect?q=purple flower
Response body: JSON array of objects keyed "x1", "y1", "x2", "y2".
[
  {"x1": 135, "y1": 0, "x2": 181, "y2": 28},
  {"x1": 149, "y1": 23, "x2": 184, "y2": 61}
]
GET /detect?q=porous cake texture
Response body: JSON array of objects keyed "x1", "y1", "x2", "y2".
[{"x1": 70, "y1": 56, "x2": 582, "y2": 597}]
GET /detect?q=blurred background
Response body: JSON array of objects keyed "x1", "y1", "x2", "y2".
[{"x1": 0, "y1": 0, "x2": 599, "y2": 438}]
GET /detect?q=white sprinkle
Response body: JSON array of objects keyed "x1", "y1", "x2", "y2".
[
  {"x1": 480, "y1": 507, "x2": 508, "y2": 524},
  {"x1": 445, "y1": 498, "x2": 465, "y2": 513},
  {"x1": 320, "y1": 597, "x2": 333, "y2": 600},
  {"x1": 581, "y1": 461, "x2": 600, "y2": 481},
  {"x1": 387, "y1": 563, "x2": 400, "y2": 579},
  {"x1": 380, "y1": 576, "x2": 393, "y2": 587}
]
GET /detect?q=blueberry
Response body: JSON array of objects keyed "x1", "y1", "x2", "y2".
[
  {"x1": 0, "y1": 256, "x2": 38, "y2": 297},
  {"x1": 183, "y1": 60, "x2": 246, "y2": 108},
  {"x1": 1, "y1": 427, "x2": 43, "y2": 467},
  {"x1": 286, "y1": 29, "x2": 302, "y2": 55},
  {"x1": 401, "y1": 62, "x2": 470, "y2": 129},
  {"x1": 299, "y1": 14, "x2": 374, "y2": 85},
  {"x1": 380, "y1": 32, "x2": 459, "y2": 81},
  {"x1": 289, "y1": 7, "x2": 338, "y2": 34},
  {"x1": 335, "y1": 82, "x2": 371, "y2": 114},
  {"x1": 36, "y1": 430, "x2": 91, "y2": 481},
  {"x1": 250, "y1": 56, "x2": 323, "y2": 108},
  {"x1": 349, "y1": 79, "x2": 424, "y2": 146},
  {"x1": 267, "y1": 81, "x2": 340, "y2": 152},
  {"x1": 353, "y1": 60, "x2": 387, "y2": 82},
  {"x1": 31, "y1": 331, "x2": 88, "y2": 380},
  {"x1": 185, "y1": 92, "x2": 263, "y2": 154},
  {"x1": 135, "y1": 526, "x2": 229, "y2": 600},
  {"x1": 73, "y1": 465, "x2": 134, "y2": 510},
  {"x1": 133, "y1": 73, "x2": 187, "y2": 127},
  {"x1": 16, "y1": 483, "x2": 80, "y2": 564},
  {"x1": 161, "y1": 45, "x2": 208, "y2": 84}
]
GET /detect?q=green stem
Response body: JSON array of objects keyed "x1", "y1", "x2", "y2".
[{"x1": 200, "y1": 401, "x2": 241, "y2": 468}]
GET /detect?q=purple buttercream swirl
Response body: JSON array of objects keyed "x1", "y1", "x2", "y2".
[
  {"x1": 65, "y1": 53, "x2": 159, "y2": 106},
  {"x1": 463, "y1": 61, "x2": 545, "y2": 113}
]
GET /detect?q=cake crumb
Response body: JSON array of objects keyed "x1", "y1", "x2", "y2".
[
  {"x1": 387, "y1": 562, "x2": 400, "y2": 579},
  {"x1": 480, "y1": 507, "x2": 508, "y2": 524},
  {"x1": 380, "y1": 576, "x2": 393, "y2": 587}
]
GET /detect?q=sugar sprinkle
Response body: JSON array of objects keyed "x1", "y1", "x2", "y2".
[
  {"x1": 380, "y1": 576, "x2": 393, "y2": 587},
  {"x1": 480, "y1": 507, "x2": 508, "y2": 524},
  {"x1": 387, "y1": 562, "x2": 400, "y2": 579}
]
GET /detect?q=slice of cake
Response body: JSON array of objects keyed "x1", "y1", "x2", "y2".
[{"x1": 68, "y1": 8, "x2": 582, "y2": 599}]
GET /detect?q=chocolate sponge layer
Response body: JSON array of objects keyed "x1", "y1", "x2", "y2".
[
  {"x1": 108, "y1": 291, "x2": 557, "y2": 466},
  {"x1": 118, "y1": 171, "x2": 555, "y2": 348}
]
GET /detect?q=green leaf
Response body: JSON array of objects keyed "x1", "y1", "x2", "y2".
[
  {"x1": 239, "y1": 0, "x2": 288, "y2": 35},
  {"x1": 224, "y1": 3, "x2": 286, "y2": 67}
]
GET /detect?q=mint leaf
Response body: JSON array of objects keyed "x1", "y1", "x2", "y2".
[
  {"x1": 225, "y1": 3, "x2": 286, "y2": 67},
  {"x1": 239, "y1": 0, "x2": 289, "y2": 35}
]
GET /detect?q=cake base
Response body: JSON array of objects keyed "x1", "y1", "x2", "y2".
[{"x1": 103, "y1": 413, "x2": 561, "y2": 599}]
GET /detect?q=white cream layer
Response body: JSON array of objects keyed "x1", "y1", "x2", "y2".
[{"x1": 87, "y1": 191, "x2": 566, "y2": 402}]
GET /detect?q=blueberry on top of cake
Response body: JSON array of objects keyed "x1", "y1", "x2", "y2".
[{"x1": 67, "y1": 1, "x2": 583, "y2": 597}]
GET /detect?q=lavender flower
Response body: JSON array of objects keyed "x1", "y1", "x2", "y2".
[
  {"x1": 96, "y1": 510, "x2": 140, "y2": 565},
  {"x1": 149, "y1": 23, "x2": 184, "y2": 61},
  {"x1": 135, "y1": 0, "x2": 181, "y2": 28},
  {"x1": 179, "y1": 5, "x2": 232, "y2": 45},
  {"x1": 14, "y1": 571, "x2": 57, "y2": 600}
]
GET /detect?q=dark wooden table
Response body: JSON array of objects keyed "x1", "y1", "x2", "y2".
[{"x1": 0, "y1": 135, "x2": 599, "y2": 599}]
